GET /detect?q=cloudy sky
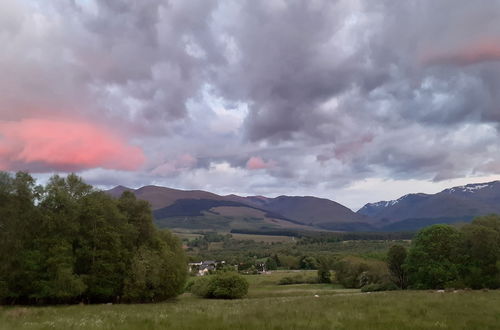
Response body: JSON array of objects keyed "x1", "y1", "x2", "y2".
[{"x1": 2, "y1": 0, "x2": 500, "y2": 210}]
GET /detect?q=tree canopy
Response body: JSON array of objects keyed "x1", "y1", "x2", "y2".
[
  {"x1": 0, "y1": 172, "x2": 187, "y2": 305},
  {"x1": 404, "y1": 218, "x2": 500, "y2": 290}
]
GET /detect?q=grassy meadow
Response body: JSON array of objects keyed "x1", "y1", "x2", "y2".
[{"x1": 1, "y1": 271, "x2": 499, "y2": 330}]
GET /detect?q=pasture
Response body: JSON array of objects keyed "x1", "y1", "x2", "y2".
[{"x1": 1, "y1": 271, "x2": 499, "y2": 329}]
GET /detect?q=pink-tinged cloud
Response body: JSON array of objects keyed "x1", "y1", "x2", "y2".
[
  {"x1": 151, "y1": 154, "x2": 197, "y2": 176},
  {"x1": 246, "y1": 156, "x2": 275, "y2": 170},
  {"x1": 0, "y1": 119, "x2": 145, "y2": 172},
  {"x1": 334, "y1": 136, "x2": 374, "y2": 160},
  {"x1": 422, "y1": 40, "x2": 500, "y2": 66}
]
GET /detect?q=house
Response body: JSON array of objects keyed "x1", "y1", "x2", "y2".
[{"x1": 188, "y1": 260, "x2": 225, "y2": 276}]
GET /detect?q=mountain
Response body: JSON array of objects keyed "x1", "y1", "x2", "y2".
[
  {"x1": 358, "y1": 181, "x2": 500, "y2": 230},
  {"x1": 105, "y1": 185, "x2": 370, "y2": 232},
  {"x1": 107, "y1": 180, "x2": 500, "y2": 233}
]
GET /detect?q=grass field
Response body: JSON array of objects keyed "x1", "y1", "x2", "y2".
[
  {"x1": 1, "y1": 271, "x2": 499, "y2": 329},
  {"x1": 229, "y1": 233, "x2": 296, "y2": 243}
]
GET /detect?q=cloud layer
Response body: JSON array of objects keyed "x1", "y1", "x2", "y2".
[
  {"x1": 0, "y1": 119, "x2": 144, "y2": 172},
  {"x1": 2, "y1": 0, "x2": 500, "y2": 208}
]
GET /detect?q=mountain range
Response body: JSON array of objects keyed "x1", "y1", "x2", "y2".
[
  {"x1": 106, "y1": 180, "x2": 500, "y2": 232},
  {"x1": 357, "y1": 181, "x2": 500, "y2": 231}
]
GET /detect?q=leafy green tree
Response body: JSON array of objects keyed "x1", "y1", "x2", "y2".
[
  {"x1": 118, "y1": 191, "x2": 155, "y2": 247},
  {"x1": 300, "y1": 256, "x2": 318, "y2": 270},
  {"x1": 405, "y1": 225, "x2": 462, "y2": 289},
  {"x1": 0, "y1": 172, "x2": 187, "y2": 305},
  {"x1": 387, "y1": 244, "x2": 408, "y2": 289},
  {"x1": 76, "y1": 192, "x2": 128, "y2": 302},
  {"x1": 460, "y1": 215, "x2": 500, "y2": 289},
  {"x1": 334, "y1": 256, "x2": 389, "y2": 288},
  {"x1": 265, "y1": 257, "x2": 278, "y2": 270},
  {"x1": 317, "y1": 259, "x2": 331, "y2": 283}
]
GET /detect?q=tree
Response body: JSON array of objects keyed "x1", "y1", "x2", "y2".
[
  {"x1": 460, "y1": 215, "x2": 500, "y2": 289},
  {"x1": 317, "y1": 259, "x2": 331, "y2": 283},
  {"x1": 405, "y1": 225, "x2": 462, "y2": 289},
  {"x1": 300, "y1": 256, "x2": 318, "y2": 270},
  {"x1": 0, "y1": 172, "x2": 188, "y2": 305},
  {"x1": 265, "y1": 257, "x2": 278, "y2": 270},
  {"x1": 387, "y1": 244, "x2": 408, "y2": 289}
]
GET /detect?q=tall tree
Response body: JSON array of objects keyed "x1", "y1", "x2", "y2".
[
  {"x1": 461, "y1": 215, "x2": 500, "y2": 289},
  {"x1": 405, "y1": 225, "x2": 462, "y2": 289},
  {"x1": 0, "y1": 172, "x2": 187, "y2": 305},
  {"x1": 387, "y1": 244, "x2": 407, "y2": 289}
]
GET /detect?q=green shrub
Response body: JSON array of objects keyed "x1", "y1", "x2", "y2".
[
  {"x1": 190, "y1": 273, "x2": 249, "y2": 299},
  {"x1": 190, "y1": 276, "x2": 212, "y2": 298},
  {"x1": 184, "y1": 278, "x2": 197, "y2": 292},
  {"x1": 317, "y1": 260, "x2": 331, "y2": 283},
  {"x1": 207, "y1": 272, "x2": 249, "y2": 299},
  {"x1": 361, "y1": 282, "x2": 398, "y2": 292},
  {"x1": 334, "y1": 256, "x2": 389, "y2": 288}
]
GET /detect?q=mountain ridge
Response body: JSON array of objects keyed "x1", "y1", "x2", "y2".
[
  {"x1": 357, "y1": 180, "x2": 500, "y2": 227},
  {"x1": 105, "y1": 185, "x2": 367, "y2": 231},
  {"x1": 106, "y1": 179, "x2": 500, "y2": 232}
]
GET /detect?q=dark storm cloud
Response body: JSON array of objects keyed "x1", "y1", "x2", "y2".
[
  {"x1": 0, "y1": 0, "x2": 219, "y2": 129},
  {"x1": 205, "y1": 0, "x2": 500, "y2": 183},
  {"x1": 3, "y1": 0, "x2": 500, "y2": 193}
]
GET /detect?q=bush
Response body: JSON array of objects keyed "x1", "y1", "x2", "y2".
[
  {"x1": 361, "y1": 282, "x2": 398, "y2": 292},
  {"x1": 208, "y1": 273, "x2": 249, "y2": 299},
  {"x1": 190, "y1": 273, "x2": 249, "y2": 299},
  {"x1": 334, "y1": 256, "x2": 389, "y2": 288},
  {"x1": 317, "y1": 259, "x2": 331, "y2": 283},
  {"x1": 189, "y1": 276, "x2": 212, "y2": 298}
]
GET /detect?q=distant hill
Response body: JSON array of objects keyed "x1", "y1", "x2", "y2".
[
  {"x1": 358, "y1": 181, "x2": 500, "y2": 230},
  {"x1": 105, "y1": 185, "x2": 370, "y2": 232}
]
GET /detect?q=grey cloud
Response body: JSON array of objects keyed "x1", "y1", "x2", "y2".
[{"x1": 4, "y1": 0, "x2": 500, "y2": 198}]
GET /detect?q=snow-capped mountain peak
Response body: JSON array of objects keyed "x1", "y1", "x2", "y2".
[{"x1": 442, "y1": 181, "x2": 498, "y2": 194}]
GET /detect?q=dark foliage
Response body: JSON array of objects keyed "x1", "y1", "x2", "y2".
[
  {"x1": 317, "y1": 259, "x2": 331, "y2": 283},
  {"x1": 190, "y1": 273, "x2": 249, "y2": 299},
  {"x1": 333, "y1": 256, "x2": 389, "y2": 289},
  {"x1": 387, "y1": 245, "x2": 408, "y2": 289},
  {"x1": 361, "y1": 282, "x2": 398, "y2": 292},
  {"x1": 405, "y1": 224, "x2": 463, "y2": 289},
  {"x1": 0, "y1": 172, "x2": 187, "y2": 305},
  {"x1": 404, "y1": 217, "x2": 500, "y2": 289}
]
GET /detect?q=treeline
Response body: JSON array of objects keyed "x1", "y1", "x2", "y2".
[
  {"x1": 230, "y1": 228, "x2": 414, "y2": 241},
  {"x1": 0, "y1": 172, "x2": 187, "y2": 305},
  {"x1": 230, "y1": 229, "x2": 302, "y2": 237},
  {"x1": 333, "y1": 216, "x2": 500, "y2": 291}
]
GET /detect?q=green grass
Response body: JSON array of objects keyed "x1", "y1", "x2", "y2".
[
  {"x1": 242, "y1": 270, "x2": 349, "y2": 298},
  {"x1": 172, "y1": 232, "x2": 203, "y2": 242},
  {"x1": 230, "y1": 233, "x2": 296, "y2": 243},
  {"x1": 1, "y1": 272, "x2": 499, "y2": 329}
]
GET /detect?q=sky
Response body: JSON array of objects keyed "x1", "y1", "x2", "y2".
[{"x1": 2, "y1": 0, "x2": 500, "y2": 210}]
